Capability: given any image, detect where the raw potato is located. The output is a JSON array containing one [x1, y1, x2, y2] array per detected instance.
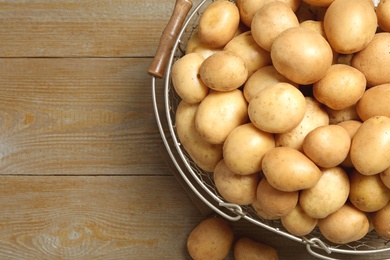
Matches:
[[372, 202, 390, 239], [350, 116, 390, 176], [349, 169, 390, 212], [299, 167, 350, 219], [302, 125, 351, 168], [252, 198, 281, 220], [234, 237, 279, 260], [200, 50, 248, 91], [376, 0, 390, 32], [198, 0, 240, 48], [248, 82, 306, 134], [338, 120, 362, 168], [380, 167, 390, 189], [195, 89, 248, 145], [318, 203, 370, 244], [356, 83, 390, 121], [214, 159, 260, 205], [187, 216, 234, 260], [325, 105, 360, 124], [171, 53, 209, 104], [323, 0, 377, 54], [261, 147, 322, 192], [271, 26, 333, 85], [175, 101, 222, 172], [186, 31, 221, 59], [223, 123, 275, 175], [281, 204, 318, 236]]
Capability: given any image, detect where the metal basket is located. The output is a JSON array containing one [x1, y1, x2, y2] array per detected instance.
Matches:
[[149, 0, 390, 258]]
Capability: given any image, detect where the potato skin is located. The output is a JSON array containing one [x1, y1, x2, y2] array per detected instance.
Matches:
[[356, 83, 390, 121], [234, 237, 279, 260], [372, 202, 390, 239]]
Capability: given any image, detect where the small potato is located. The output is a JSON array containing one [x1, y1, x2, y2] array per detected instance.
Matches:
[[234, 237, 279, 260], [248, 82, 306, 134], [187, 216, 234, 260], [223, 123, 275, 175], [195, 89, 248, 145], [356, 83, 390, 121], [175, 101, 222, 172], [302, 125, 351, 168], [376, 0, 390, 32], [262, 147, 322, 192], [318, 203, 370, 244], [350, 116, 390, 175], [252, 198, 281, 220], [214, 159, 260, 205], [299, 167, 350, 219], [300, 20, 326, 38], [372, 202, 390, 239], [380, 167, 390, 189], [171, 53, 209, 104], [338, 120, 363, 168], [256, 178, 299, 217], [185, 31, 221, 59], [198, 0, 240, 48], [224, 31, 271, 77], [281, 204, 318, 236], [349, 169, 390, 212], [200, 51, 248, 91], [325, 105, 360, 124]]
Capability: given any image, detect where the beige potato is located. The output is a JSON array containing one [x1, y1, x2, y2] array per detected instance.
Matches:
[[175, 101, 222, 172], [349, 169, 390, 212], [299, 167, 350, 219], [224, 31, 271, 77], [251, 1, 299, 51], [214, 159, 260, 205], [252, 199, 281, 220], [380, 167, 390, 189], [234, 237, 279, 260], [356, 83, 390, 121], [300, 20, 326, 38], [313, 64, 367, 110], [302, 125, 351, 168], [187, 216, 234, 260], [372, 201, 390, 239], [223, 123, 275, 175], [350, 116, 390, 175], [323, 0, 377, 54], [376, 0, 390, 32], [325, 105, 360, 124], [271, 27, 333, 85], [256, 178, 299, 217], [195, 89, 248, 145], [200, 51, 248, 91], [171, 53, 209, 104], [186, 30, 221, 59], [198, 0, 240, 48], [248, 82, 306, 134], [318, 203, 370, 244], [338, 120, 362, 168], [261, 147, 322, 192], [281, 204, 318, 236], [275, 97, 329, 151]]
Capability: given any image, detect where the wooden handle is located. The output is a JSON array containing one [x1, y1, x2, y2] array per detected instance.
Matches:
[[148, 0, 193, 78]]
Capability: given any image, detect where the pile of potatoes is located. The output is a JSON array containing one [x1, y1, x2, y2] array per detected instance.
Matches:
[[172, 0, 390, 246]]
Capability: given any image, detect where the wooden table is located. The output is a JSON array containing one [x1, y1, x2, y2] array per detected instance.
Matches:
[[0, 0, 389, 259]]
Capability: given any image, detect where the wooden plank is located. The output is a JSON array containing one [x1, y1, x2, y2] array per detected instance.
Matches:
[[0, 0, 198, 58], [0, 57, 168, 175]]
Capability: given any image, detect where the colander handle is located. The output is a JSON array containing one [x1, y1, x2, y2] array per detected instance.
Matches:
[[148, 0, 193, 78]]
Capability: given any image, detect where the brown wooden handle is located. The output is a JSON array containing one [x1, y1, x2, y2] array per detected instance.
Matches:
[[148, 0, 193, 78]]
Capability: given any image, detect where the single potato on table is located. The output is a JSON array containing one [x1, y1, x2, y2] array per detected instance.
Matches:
[[234, 237, 279, 260]]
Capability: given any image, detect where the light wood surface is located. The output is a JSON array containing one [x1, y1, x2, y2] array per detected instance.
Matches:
[[0, 0, 389, 259]]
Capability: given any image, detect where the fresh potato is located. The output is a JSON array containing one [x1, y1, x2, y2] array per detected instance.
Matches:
[[380, 167, 390, 189], [325, 105, 360, 124], [356, 83, 390, 121], [377, 0, 390, 32], [234, 237, 279, 260], [252, 198, 281, 220], [281, 204, 318, 236], [338, 120, 363, 168], [300, 20, 326, 39], [372, 201, 390, 239], [187, 216, 234, 260], [186, 30, 221, 59]]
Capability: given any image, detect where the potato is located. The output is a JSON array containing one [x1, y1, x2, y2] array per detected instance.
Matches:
[[302, 125, 351, 168], [195, 89, 248, 145], [372, 201, 390, 239], [299, 167, 350, 219], [351, 33, 390, 87], [251, 1, 299, 51], [318, 203, 370, 244], [338, 120, 363, 168], [187, 216, 233, 260], [186, 31, 221, 59], [248, 82, 306, 134], [198, 0, 240, 48], [252, 198, 281, 220], [234, 237, 279, 260], [313, 64, 367, 110], [224, 31, 271, 77], [323, 0, 377, 54], [223, 123, 275, 175], [261, 147, 322, 192], [376, 0, 390, 32], [356, 83, 390, 121], [271, 27, 333, 85], [281, 204, 318, 236], [275, 97, 329, 151], [175, 101, 222, 172], [171, 53, 209, 104], [380, 167, 390, 189], [256, 178, 299, 217], [325, 105, 360, 124], [349, 169, 390, 212], [350, 116, 390, 175], [200, 51, 248, 91], [214, 159, 260, 205], [300, 20, 326, 39]]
